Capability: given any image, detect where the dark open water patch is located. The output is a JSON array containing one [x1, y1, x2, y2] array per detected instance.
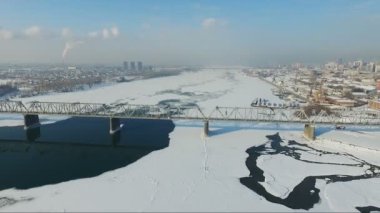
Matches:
[[356, 206, 380, 213], [0, 117, 174, 191], [156, 89, 198, 97], [240, 133, 380, 210], [158, 99, 198, 108]]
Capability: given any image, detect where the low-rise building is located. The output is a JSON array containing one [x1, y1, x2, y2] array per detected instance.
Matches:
[[369, 99, 380, 110], [352, 92, 368, 99], [326, 96, 356, 107]]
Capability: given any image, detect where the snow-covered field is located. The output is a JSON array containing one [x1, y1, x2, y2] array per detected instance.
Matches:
[[0, 69, 379, 212]]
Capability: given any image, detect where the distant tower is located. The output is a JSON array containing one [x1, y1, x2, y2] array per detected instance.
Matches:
[[137, 61, 143, 71], [123, 61, 129, 71], [130, 61, 136, 71]]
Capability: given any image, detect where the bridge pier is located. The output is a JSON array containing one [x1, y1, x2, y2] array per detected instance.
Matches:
[[304, 123, 316, 140], [204, 120, 209, 136], [26, 127, 41, 141], [111, 131, 121, 146], [109, 117, 121, 134], [23, 114, 40, 130]]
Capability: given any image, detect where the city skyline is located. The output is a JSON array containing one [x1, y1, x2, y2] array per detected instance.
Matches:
[[1, 0, 380, 65]]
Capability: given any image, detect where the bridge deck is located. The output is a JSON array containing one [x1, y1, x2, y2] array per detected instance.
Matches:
[[1, 101, 380, 125]]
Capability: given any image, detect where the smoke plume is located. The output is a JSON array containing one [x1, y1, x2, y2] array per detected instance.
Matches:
[[62, 40, 83, 61]]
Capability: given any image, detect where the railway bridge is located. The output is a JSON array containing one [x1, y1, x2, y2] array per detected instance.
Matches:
[[1, 100, 380, 140]]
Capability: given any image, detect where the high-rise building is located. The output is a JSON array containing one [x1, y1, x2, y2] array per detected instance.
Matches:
[[137, 61, 143, 71], [130, 61, 136, 71], [352, 60, 363, 70], [123, 61, 129, 71], [371, 63, 376, 72], [376, 64, 380, 73]]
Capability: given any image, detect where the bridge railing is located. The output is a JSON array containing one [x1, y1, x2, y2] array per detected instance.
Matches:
[[209, 106, 308, 123], [0, 101, 208, 120], [27, 101, 109, 116], [0, 100, 380, 125], [0, 101, 28, 113], [208, 106, 380, 125]]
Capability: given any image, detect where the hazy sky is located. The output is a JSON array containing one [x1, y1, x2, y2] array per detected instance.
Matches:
[[0, 0, 379, 66]]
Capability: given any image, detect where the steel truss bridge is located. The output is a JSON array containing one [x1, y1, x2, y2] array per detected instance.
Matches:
[[1, 100, 380, 125]]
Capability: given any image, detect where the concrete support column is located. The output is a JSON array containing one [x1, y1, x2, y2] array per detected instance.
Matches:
[[111, 131, 121, 146], [109, 117, 121, 134], [204, 120, 209, 136], [23, 114, 40, 130], [304, 123, 316, 140], [26, 127, 41, 141]]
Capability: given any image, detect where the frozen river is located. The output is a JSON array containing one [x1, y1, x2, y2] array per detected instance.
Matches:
[[0, 68, 379, 212]]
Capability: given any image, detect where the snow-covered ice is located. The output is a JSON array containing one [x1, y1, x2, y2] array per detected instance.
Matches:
[[0, 69, 379, 212]]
